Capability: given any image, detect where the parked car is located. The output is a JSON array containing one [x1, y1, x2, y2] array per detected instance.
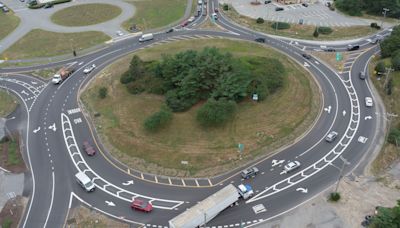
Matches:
[[347, 45, 360, 51], [365, 97, 373, 107], [275, 7, 284, 11], [241, 167, 259, 179], [302, 53, 312, 59], [131, 199, 153, 212], [284, 161, 301, 172], [44, 3, 53, 8], [254, 37, 265, 43], [302, 3, 308, 7], [82, 141, 96, 156], [323, 47, 336, 52], [359, 71, 366, 80], [83, 64, 96, 74], [325, 131, 338, 142], [265, 0, 272, 3]]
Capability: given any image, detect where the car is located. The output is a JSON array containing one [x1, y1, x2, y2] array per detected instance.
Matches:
[[241, 167, 259, 179], [325, 131, 338, 142], [2, 6, 9, 12], [359, 71, 366, 80], [302, 53, 312, 59], [0, 2, 4, 8], [365, 97, 373, 107], [284, 161, 300, 172], [188, 16, 195, 23], [214, 8, 219, 12], [198, 0, 203, 4], [299, 18, 304, 25], [302, 3, 308, 7], [83, 64, 96, 74], [370, 36, 382, 44], [264, 0, 272, 3], [82, 141, 96, 156], [347, 45, 360, 51], [275, 7, 284, 11], [166, 28, 174, 33], [254, 38, 265, 43], [322, 47, 336, 52], [131, 199, 153, 212], [116, 30, 124, 36], [212, 13, 218, 20], [181, 20, 189, 27], [44, 3, 53, 8]]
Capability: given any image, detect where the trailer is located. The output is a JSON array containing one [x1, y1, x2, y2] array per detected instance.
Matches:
[[52, 65, 75, 84], [169, 184, 244, 228]]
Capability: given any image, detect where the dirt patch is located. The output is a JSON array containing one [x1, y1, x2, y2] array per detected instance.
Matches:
[[0, 196, 27, 228], [66, 206, 129, 228], [0, 134, 27, 173]]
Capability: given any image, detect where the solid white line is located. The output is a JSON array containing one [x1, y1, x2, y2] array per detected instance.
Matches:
[[43, 171, 55, 228]]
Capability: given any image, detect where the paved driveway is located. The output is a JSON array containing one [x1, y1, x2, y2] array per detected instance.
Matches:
[[0, 0, 135, 54], [222, 0, 375, 27]]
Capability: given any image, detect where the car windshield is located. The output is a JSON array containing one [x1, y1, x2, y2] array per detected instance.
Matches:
[[84, 182, 93, 188]]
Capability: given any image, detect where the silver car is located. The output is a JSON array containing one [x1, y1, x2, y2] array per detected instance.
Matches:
[[325, 131, 338, 142], [284, 161, 300, 172]]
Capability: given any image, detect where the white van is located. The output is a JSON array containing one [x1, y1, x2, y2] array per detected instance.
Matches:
[[139, 33, 154, 42], [75, 172, 95, 192]]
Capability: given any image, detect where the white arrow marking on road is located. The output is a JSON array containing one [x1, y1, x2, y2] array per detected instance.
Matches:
[[324, 106, 331, 114], [8, 116, 16, 120], [122, 180, 134, 186], [21, 90, 29, 96], [48, 123, 56, 132], [78, 62, 84, 66], [280, 170, 287, 175], [314, 61, 319, 65], [343, 110, 346, 116], [33, 127, 41, 133], [302, 46, 306, 51], [296, 187, 308, 193], [365, 116, 372, 120], [105, 201, 116, 207], [304, 62, 310, 67], [272, 159, 285, 167], [31, 81, 37, 85], [295, 41, 299, 45]]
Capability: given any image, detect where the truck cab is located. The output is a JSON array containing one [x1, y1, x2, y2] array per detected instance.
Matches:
[[52, 74, 62, 84], [237, 184, 254, 199]]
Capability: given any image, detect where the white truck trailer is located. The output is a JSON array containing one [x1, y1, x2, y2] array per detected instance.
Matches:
[[169, 184, 253, 228]]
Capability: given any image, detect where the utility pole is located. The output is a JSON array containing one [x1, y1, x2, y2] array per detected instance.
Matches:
[[334, 155, 350, 193], [381, 8, 390, 28]]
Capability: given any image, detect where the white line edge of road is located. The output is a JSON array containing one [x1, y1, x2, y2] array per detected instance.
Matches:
[[43, 171, 55, 228], [68, 192, 145, 227], [0, 82, 34, 228]]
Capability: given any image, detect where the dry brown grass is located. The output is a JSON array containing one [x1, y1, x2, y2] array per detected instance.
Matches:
[[0, 91, 17, 117], [66, 206, 129, 228], [81, 39, 320, 177]]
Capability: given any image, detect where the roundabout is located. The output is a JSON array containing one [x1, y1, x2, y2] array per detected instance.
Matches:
[[0, 0, 393, 227]]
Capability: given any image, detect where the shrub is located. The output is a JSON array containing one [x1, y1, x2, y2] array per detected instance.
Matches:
[[313, 27, 319, 37], [120, 71, 133, 84], [223, 4, 229, 10], [391, 52, 400, 71], [271, 22, 290, 30], [375, 61, 386, 74], [126, 82, 145, 94], [256, 17, 264, 24], [196, 99, 236, 127], [318, 26, 333, 35], [329, 192, 341, 202], [388, 128, 400, 145], [386, 78, 393, 95], [98, 87, 107, 99], [371, 22, 379, 28], [2, 218, 12, 228], [143, 107, 172, 132]]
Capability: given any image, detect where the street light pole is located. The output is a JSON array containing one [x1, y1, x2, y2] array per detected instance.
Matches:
[[334, 156, 350, 193], [381, 8, 390, 28]]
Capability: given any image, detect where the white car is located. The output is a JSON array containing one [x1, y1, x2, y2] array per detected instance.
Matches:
[[284, 161, 301, 172], [83, 64, 96, 74], [116, 30, 124, 36], [365, 97, 373, 107], [325, 131, 338, 142]]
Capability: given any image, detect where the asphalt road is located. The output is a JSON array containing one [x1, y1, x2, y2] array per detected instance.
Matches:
[[0, 1, 390, 227]]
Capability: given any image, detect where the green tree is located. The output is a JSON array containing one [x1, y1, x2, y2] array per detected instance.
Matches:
[[370, 200, 400, 227], [120, 55, 145, 84], [375, 61, 386, 74], [143, 106, 173, 132], [196, 99, 237, 127], [313, 27, 319, 37], [256, 17, 264, 24], [380, 26, 400, 57], [388, 128, 400, 145], [98, 87, 107, 99], [335, 0, 364, 16]]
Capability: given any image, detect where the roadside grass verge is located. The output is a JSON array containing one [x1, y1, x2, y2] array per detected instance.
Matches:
[[81, 39, 320, 176], [0, 13, 20, 42], [51, 3, 122, 26], [122, 0, 187, 31], [0, 91, 17, 117], [1, 29, 110, 60], [370, 58, 400, 175], [223, 6, 376, 40]]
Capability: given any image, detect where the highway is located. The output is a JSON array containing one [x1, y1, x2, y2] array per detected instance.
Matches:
[[0, 0, 389, 227]]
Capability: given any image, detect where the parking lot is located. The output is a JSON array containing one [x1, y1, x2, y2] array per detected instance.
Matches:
[[222, 0, 375, 27]]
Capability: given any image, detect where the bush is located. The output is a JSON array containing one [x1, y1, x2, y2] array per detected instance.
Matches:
[[313, 27, 319, 37], [223, 4, 229, 10], [256, 17, 264, 24], [196, 99, 236, 127], [318, 26, 333, 35], [98, 87, 107, 99], [2, 218, 12, 228], [388, 128, 400, 145], [143, 107, 173, 132], [126, 82, 145, 95], [329, 192, 341, 202], [375, 61, 386, 74], [120, 71, 133, 84], [335, 0, 362, 16], [370, 22, 381, 29], [392, 52, 400, 71], [271, 22, 290, 30]]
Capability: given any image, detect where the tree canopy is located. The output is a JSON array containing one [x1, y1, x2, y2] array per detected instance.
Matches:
[[335, 0, 400, 17]]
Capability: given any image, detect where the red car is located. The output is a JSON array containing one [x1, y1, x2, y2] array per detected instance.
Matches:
[[181, 21, 189, 27], [131, 199, 153, 212], [82, 141, 96, 156]]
